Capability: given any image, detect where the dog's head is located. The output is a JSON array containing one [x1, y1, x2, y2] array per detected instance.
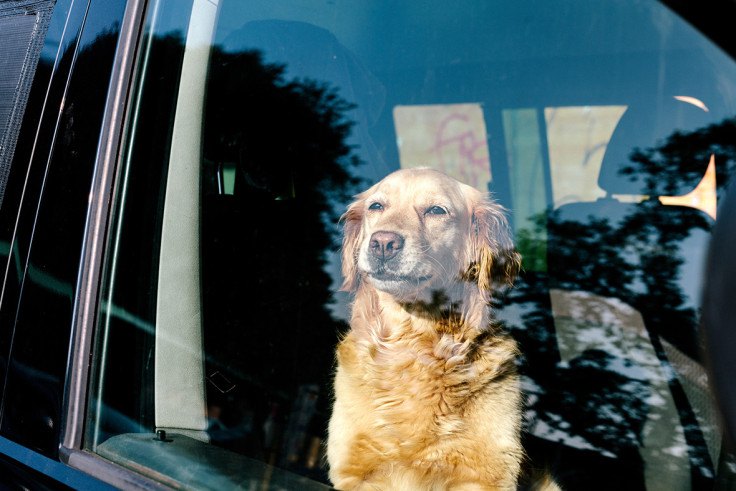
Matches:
[[340, 168, 520, 303]]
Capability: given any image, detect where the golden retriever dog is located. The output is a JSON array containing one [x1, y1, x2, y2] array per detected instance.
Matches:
[[327, 168, 538, 490]]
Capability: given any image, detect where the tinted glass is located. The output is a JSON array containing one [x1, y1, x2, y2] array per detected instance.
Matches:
[[0, 0, 128, 456], [87, 1, 736, 489], [0, 0, 55, 405]]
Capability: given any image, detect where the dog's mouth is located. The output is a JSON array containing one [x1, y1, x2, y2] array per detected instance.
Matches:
[[368, 269, 433, 285]]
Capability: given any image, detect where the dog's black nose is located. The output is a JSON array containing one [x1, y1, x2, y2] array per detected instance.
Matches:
[[369, 231, 404, 261]]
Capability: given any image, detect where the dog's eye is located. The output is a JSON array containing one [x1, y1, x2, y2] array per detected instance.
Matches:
[[368, 202, 384, 211], [426, 206, 447, 215]]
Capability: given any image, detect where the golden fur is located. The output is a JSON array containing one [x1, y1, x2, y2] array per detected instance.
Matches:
[[327, 168, 528, 490]]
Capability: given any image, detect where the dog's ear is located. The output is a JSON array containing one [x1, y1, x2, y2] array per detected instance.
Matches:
[[466, 198, 521, 303], [339, 198, 364, 292]]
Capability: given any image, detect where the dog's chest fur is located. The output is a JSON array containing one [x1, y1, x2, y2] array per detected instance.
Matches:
[[338, 299, 519, 447]]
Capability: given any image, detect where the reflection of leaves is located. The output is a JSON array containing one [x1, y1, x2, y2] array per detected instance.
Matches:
[[201, 47, 360, 477], [506, 273, 559, 367], [402, 290, 457, 320], [202, 46, 361, 388], [505, 118, 736, 487], [621, 117, 736, 198], [515, 212, 547, 273], [536, 350, 649, 455], [205, 48, 361, 220], [549, 212, 637, 299], [547, 197, 710, 358]]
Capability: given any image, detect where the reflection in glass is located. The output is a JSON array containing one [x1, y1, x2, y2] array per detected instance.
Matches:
[[200, 45, 362, 476], [85, 1, 736, 489], [506, 110, 736, 490]]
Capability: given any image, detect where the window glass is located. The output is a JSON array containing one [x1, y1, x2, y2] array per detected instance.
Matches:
[[0, 0, 128, 456], [87, 1, 736, 489], [0, 0, 56, 442], [0, 0, 55, 367]]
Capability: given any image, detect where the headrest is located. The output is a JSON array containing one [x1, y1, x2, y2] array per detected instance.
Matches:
[[597, 97, 713, 197]]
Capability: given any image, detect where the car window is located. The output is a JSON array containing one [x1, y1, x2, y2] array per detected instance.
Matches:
[[0, 1, 54, 303], [0, 0, 129, 457], [85, 0, 736, 489], [0, 0, 55, 431]]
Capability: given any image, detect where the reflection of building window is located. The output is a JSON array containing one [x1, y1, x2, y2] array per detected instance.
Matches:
[[545, 105, 628, 208], [393, 103, 492, 192]]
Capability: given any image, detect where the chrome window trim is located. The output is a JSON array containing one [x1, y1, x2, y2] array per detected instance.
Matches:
[[61, 0, 148, 453]]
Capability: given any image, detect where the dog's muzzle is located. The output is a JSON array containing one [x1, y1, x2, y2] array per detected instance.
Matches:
[[369, 231, 404, 262]]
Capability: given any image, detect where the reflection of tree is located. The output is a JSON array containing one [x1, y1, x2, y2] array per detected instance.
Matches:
[[204, 48, 361, 208], [506, 117, 736, 490], [1, 28, 125, 455], [200, 47, 361, 479], [548, 199, 708, 357], [537, 350, 650, 452], [623, 117, 736, 199]]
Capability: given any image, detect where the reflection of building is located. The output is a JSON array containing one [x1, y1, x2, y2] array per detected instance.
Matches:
[[545, 106, 627, 207], [394, 103, 492, 192]]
